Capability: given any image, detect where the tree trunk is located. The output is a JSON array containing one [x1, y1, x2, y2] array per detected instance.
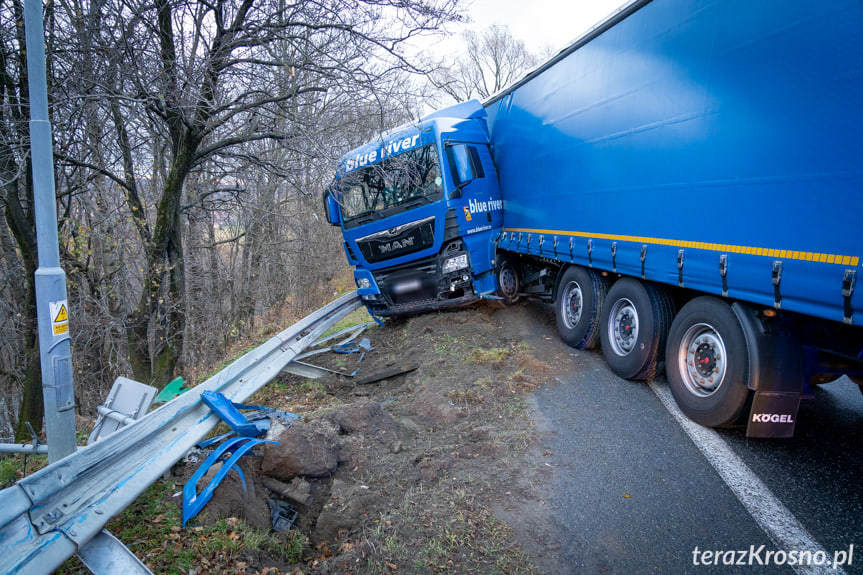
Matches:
[[127, 138, 194, 388], [3, 163, 43, 440], [15, 258, 42, 441]]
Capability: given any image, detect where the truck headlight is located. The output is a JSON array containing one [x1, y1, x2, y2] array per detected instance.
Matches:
[[442, 254, 469, 274], [357, 277, 371, 289]]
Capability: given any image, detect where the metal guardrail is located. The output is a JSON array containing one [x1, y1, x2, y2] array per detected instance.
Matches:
[[0, 292, 362, 574]]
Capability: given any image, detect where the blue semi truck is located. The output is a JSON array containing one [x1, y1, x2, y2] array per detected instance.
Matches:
[[324, 0, 863, 437]]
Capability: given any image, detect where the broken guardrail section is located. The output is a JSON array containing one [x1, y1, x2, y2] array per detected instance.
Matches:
[[0, 291, 362, 575]]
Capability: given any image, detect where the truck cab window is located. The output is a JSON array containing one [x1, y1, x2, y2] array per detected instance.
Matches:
[[338, 143, 443, 228], [446, 144, 485, 188]]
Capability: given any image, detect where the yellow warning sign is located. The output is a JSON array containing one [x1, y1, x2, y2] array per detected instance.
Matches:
[[49, 300, 69, 337], [54, 304, 68, 323]]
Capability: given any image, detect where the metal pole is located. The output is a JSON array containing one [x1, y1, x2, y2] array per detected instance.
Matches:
[[0, 443, 50, 455], [24, 0, 77, 462]]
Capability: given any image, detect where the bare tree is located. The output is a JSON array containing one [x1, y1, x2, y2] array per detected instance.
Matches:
[[0, 0, 50, 440], [51, 0, 463, 388], [429, 24, 540, 103], [1, 0, 466, 439]]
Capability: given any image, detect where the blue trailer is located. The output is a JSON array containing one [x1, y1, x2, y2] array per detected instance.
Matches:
[[326, 0, 863, 437]]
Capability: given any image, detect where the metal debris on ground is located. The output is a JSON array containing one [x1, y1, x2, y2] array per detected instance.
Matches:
[[267, 498, 299, 531], [354, 363, 419, 386], [88, 377, 157, 444], [285, 324, 377, 379]]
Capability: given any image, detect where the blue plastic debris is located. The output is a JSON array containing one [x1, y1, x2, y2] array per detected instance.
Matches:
[[182, 435, 278, 526], [200, 391, 296, 437], [196, 431, 235, 449], [183, 392, 297, 526], [332, 341, 361, 354], [232, 402, 299, 426], [201, 391, 268, 437]]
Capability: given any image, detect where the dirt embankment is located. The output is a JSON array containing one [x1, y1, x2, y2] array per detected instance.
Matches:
[[172, 300, 575, 574]]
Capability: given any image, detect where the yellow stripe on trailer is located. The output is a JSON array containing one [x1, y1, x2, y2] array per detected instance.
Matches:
[[503, 228, 859, 267]]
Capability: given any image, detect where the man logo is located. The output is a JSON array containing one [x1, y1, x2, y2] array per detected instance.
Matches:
[[379, 237, 415, 254]]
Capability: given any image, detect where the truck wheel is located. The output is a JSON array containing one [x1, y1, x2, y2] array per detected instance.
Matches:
[[600, 278, 674, 380], [496, 255, 520, 305], [665, 296, 752, 427], [555, 266, 609, 349]]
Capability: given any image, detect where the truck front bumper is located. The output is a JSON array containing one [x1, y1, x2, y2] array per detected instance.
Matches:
[[358, 248, 477, 316]]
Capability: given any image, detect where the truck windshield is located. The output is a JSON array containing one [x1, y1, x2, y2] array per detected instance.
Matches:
[[339, 143, 443, 228]]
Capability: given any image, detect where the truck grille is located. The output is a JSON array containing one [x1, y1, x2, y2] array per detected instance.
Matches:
[[356, 217, 435, 263]]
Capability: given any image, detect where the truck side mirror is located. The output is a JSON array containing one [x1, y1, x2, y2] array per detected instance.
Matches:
[[446, 144, 485, 192], [322, 190, 341, 226]]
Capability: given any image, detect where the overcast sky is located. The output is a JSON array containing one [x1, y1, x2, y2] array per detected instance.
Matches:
[[446, 0, 631, 55]]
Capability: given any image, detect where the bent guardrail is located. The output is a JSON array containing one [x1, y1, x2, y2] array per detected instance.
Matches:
[[0, 291, 362, 574]]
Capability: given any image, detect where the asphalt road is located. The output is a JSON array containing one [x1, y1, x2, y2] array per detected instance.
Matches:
[[529, 338, 863, 574]]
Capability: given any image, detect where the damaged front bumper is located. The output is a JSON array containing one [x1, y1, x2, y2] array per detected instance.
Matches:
[[356, 242, 478, 316]]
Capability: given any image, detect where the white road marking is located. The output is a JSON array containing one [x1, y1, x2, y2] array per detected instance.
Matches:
[[649, 381, 847, 575]]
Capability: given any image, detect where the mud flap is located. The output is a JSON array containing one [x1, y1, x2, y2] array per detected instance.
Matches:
[[745, 391, 802, 438], [732, 303, 805, 438]]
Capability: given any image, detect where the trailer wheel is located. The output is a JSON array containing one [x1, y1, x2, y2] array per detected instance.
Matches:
[[555, 266, 609, 349], [665, 297, 752, 427], [600, 278, 674, 380], [495, 255, 520, 305]]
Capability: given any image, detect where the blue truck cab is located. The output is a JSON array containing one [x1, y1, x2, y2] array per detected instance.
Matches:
[[324, 101, 502, 316]]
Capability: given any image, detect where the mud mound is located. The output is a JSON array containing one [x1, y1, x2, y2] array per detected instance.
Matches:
[[173, 301, 572, 573]]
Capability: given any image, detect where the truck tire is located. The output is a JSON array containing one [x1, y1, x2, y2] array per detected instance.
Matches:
[[665, 296, 752, 427], [496, 255, 520, 305], [600, 278, 674, 380], [555, 266, 609, 349]]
